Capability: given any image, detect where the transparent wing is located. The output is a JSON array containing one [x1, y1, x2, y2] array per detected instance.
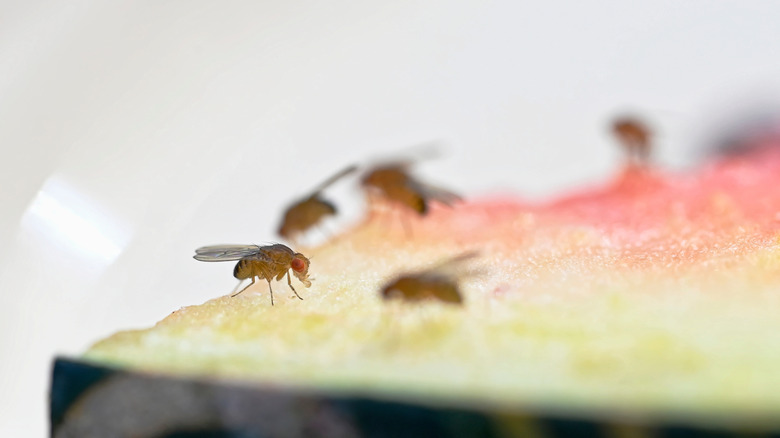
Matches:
[[421, 251, 482, 279], [310, 164, 358, 194], [193, 244, 262, 262], [409, 180, 462, 206]]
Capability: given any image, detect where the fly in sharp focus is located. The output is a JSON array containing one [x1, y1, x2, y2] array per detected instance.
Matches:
[[194, 243, 311, 306], [277, 165, 357, 243]]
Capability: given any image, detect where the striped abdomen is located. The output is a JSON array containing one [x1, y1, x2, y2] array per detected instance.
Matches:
[[233, 258, 260, 281]]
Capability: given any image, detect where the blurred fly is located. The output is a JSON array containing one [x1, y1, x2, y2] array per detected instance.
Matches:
[[194, 243, 311, 306], [361, 160, 461, 216], [278, 165, 358, 242], [380, 252, 479, 304], [612, 116, 652, 166]]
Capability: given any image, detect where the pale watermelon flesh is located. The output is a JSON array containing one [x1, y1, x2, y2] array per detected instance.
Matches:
[[86, 140, 780, 428]]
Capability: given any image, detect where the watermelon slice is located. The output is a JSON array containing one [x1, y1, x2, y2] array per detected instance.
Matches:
[[59, 139, 780, 435]]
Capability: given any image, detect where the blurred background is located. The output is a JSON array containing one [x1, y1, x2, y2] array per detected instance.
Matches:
[[2, 1, 780, 435]]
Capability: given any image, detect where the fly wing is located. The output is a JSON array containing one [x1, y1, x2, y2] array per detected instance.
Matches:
[[409, 180, 462, 206], [422, 251, 481, 279], [193, 244, 262, 262], [310, 164, 358, 194]]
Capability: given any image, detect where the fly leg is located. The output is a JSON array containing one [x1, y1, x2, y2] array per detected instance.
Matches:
[[232, 277, 255, 297], [287, 272, 304, 300], [230, 279, 244, 295], [267, 280, 274, 306], [366, 191, 379, 220], [637, 141, 651, 166], [367, 191, 389, 222], [399, 208, 413, 238]]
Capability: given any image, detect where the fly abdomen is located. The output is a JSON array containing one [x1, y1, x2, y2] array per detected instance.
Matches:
[[233, 258, 255, 280]]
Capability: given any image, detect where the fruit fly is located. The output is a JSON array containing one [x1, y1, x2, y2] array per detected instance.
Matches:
[[612, 117, 652, 166], [380, 252, 479, 304], [361, 160, 461, 216], [278, 165, 358, 241], [193, 243, 311, 306]]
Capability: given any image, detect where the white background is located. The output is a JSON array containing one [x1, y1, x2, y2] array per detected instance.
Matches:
[[2, 1, 780, 435]]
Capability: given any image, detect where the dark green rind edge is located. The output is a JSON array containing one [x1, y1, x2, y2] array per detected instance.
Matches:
[[51, 357, 779, 438]]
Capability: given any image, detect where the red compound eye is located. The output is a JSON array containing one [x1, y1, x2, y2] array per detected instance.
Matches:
[[291, 258, 306, 273]]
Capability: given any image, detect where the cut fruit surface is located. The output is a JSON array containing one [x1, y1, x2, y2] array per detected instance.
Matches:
[[85, 143, 780, 428]]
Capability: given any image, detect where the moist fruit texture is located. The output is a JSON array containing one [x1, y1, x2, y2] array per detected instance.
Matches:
[[85, 143, 780, 428]]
